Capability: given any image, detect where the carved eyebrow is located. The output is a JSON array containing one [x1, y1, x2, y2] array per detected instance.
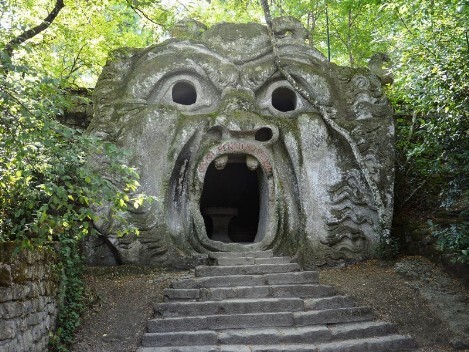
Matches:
[[147, 43, 241, 91], [238, 52, 312, 91], [241, 54, 329, 93], [238, 56, 278, 91], [139, 42, 318, 93]]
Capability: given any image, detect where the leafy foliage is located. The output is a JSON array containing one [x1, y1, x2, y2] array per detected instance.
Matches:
[[0, 62, 147, 349], [0, 72, 144, 245], [431, 222, 469, 264], [1, 0, 167, 87], [1, 2, 151, 348], [385, 0, 468, 262], [48, 241, 85, 351]]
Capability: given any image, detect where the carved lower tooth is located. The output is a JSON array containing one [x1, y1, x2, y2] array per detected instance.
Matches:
[[246, 155, 259, 170], [214, 155, 228, 170]]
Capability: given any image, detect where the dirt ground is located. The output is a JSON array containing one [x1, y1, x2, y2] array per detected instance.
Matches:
[[320, 257, 468, 352], [70, 256, 468, 352]]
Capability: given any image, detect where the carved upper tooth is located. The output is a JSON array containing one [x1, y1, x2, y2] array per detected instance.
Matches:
[[214, 155, 228, 170], [246, 155, 259, 171]]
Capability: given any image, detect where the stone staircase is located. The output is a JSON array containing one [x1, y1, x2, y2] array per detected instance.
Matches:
[[137, 251, 417, 352]]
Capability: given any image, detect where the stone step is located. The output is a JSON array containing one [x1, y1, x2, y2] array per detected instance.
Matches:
[[304, 296, 355, 310], [208, 251, 274, 259], [315, 334, 418, 352], [142, 326, 331, 347], [141, 322, 399, 348], [140, 253, 417, 352], [147, 312, 296, 333], [155, 297, 305, 318], [295, 307, 374, 326], [329, 321, 398, 340], [137, 346, 251, 352], [195, 263, 301, 277], [148, 306, 375, 333], [141, 330, 217, 347], [215, 256, 292, 266], [172, 271, 319, 289], [203, 284, 337, 301], [164, 284, 337, 302], [137, 334, 416, 351], [163, 288, 200, 301], [218, 325, 331, 344]]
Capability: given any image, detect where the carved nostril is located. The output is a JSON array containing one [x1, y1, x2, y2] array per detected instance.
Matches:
[[255, 127, 273, 142], [207, 126, 224, 141]]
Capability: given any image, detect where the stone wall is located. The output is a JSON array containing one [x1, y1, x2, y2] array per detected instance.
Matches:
[[0, 243, 59, 352]]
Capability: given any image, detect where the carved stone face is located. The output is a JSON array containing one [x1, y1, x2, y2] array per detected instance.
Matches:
[[86, 18, 395, 266]]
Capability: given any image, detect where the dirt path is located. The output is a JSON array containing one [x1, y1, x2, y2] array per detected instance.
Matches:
[[71, 256, 468, 352], [70, 266, 192, 352], [320, 257, 468, 352]]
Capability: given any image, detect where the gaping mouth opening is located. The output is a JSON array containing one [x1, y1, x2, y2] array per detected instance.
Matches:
[[200, 154, 263, 244]]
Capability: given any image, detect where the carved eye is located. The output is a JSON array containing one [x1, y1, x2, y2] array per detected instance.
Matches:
[[271, 86, 297, 112], [257, 80, 305, 116], [148, 74, 219, 114], [172, 81, 197, 105]]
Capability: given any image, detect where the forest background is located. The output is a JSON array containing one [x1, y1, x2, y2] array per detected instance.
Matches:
[[0, 0, 467, 350]]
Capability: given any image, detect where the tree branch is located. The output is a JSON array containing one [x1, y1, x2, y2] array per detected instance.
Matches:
[[400, 179, 427, 208], [3, 0, 65, 59], [465, 30, 469, 52], [129, 5, 167, 29], [395, 9, 439, 61], [61, 44, 86, 80], [328, 17, 349, 51], [175, 0, 190, 12], [325, 1, 331, 61]]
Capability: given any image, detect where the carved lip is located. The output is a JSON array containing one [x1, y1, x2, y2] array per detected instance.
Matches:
[[197, 140, 273, 182]]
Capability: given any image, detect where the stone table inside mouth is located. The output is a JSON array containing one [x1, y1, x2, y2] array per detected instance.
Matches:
[[202, 207, 238, 243]]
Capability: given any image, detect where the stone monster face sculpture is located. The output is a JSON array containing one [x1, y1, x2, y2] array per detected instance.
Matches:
[[86, 18, 395, 266]]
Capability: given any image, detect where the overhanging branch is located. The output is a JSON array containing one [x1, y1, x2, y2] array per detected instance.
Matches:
[[3, 0, 65, 60]]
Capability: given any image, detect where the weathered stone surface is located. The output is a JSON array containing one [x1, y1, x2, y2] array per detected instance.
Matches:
[[195, 263, 300, 277], [218, 326, 331, 344], [329, 321, 397, 340], [155, 297, 304, 318], [87, 17, 395, 265], [304, 296, 355, 310], [215, 256, 291, 266], [163, 288, 200, 301], [138, 346, 250, 352], [294, 307, 374, 326], [315, 335, 417, 352], [197, 284, 337, 301], [147, 312, 296, 333], [0, 244, 59, 352], [142, 330, 218, 347], [171, 271, 319, 289]]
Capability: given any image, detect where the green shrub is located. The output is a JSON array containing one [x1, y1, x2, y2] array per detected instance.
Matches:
[[0, 64, 147, 350], [430, 221, 469, 264]]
